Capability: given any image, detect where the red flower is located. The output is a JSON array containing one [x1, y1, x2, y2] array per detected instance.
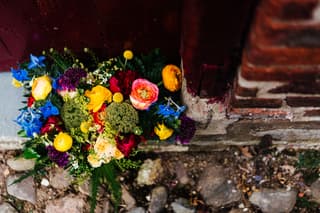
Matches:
[[109, 70, 139, 97], [27, 96, 35, 107], [82, 143, 91, 152], [40, 116, 63, 134], [109, 77, 121, 93], [92, 104, 107, 132], [116, 134, 141, 157]]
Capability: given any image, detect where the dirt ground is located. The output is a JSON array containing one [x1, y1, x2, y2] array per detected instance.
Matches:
[[1, 141, 319, 212]]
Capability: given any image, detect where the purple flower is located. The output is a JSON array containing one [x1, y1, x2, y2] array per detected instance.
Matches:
[[57, 68, 87, 91], [46, 145, 69, 167], [176, 115, 196, 144], [39, 100, 59, 119]]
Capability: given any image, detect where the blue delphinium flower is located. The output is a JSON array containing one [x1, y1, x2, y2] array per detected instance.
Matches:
[[39, 100, 59, 119], [11, 68, 30, 81], [156, 103, 186, 119], [28, 54, 46, 69], [157, 104, 176, 118], [16, 108, 43, 137]]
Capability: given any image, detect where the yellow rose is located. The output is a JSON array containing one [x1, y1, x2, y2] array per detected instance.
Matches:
[[87, 153, 102, 168], [31, 75, 52, 100], [154, 123, 174, 140], [85, 85, 112, 112], [162, 64, 182, 92], [53, 132, 73, 152]]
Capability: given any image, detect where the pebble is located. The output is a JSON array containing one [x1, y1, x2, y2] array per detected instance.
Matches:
[[6, 174, 36, 204], [45, 194, 85, 213], [0, 202, 17, 213], [41, 178, 50, 187], [122, 186, 136, 210], [128, 207, 146, 213], [136, 159, 163, 186], [197, 165, 241, 208], [170, 198, 195, 213], [49, 167, 73, 190], [311, 179, 320, 203], [148, 186, 168, 213], [249, 188, 297, 213], [7, 157, 35, 171]]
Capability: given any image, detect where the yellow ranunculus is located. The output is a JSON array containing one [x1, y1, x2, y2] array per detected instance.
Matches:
[[113, 92, 124, 103], [53, 132, 73, 152], [87, 153, 102, 168], [80, 121, 91, 133], [123, 50, 133, 60], [31, 75, 52, 100], [162, 64, 182, 92], [12, 78, 23, 88], [154, 123, 174, 140], [85, 85, 112, 112]]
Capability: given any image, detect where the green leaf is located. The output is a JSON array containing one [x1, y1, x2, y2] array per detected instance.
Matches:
[[90, 169, 99, 213], [17, 130, 27, 137], [101, 162, 121, 213], [23, 148, 40, 159]]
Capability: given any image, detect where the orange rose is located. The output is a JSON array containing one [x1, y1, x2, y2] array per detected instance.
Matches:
[[129, 79, 159, 110]]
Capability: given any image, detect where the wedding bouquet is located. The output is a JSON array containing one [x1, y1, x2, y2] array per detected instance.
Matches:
[[11, 48, 195, 212]]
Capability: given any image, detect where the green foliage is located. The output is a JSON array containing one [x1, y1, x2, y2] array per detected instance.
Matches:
[[23, 148, 40, 159], [139, 49, 166, 83], [297, 150, 320, 185], [115, 158, 142, 172], [295, 197, 319, 211], [91, 161, 121, 213], [297, 150, 320, 169]]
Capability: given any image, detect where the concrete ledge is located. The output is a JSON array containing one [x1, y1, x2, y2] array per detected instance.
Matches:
[[0, 72, 25, 150]]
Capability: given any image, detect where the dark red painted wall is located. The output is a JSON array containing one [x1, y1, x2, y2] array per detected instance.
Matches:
[[181, 0, 257, 97], [0, 0, 257, 98], [0, 0, 182, 70]]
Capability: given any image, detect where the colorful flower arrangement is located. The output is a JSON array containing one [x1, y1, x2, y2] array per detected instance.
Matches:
[[12, 48, 195, 212]]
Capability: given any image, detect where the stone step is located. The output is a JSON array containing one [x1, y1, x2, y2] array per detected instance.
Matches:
[[0, 72, 25, 150], [241, 53, 320, 81]]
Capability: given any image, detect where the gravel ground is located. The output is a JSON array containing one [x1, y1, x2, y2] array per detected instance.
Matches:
[[1, 140, 320, 212]]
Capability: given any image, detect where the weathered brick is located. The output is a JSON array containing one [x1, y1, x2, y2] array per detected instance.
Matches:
[[264, 0, 318, 20], [234, 81, 258, 97], [269, 81, 320, 94], [231, 95, 283, 108], [304, 109, 320, 116], [228, 108, 291, 119], [241, 53, 320, 81], [246, 41, 320, 65], [286, 96, 320, 107], [251, 12, 320, 47]]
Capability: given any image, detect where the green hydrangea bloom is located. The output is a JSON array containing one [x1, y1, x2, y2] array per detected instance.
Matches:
[[105, 102, 139, 133], [61, 96, 89, 131]]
